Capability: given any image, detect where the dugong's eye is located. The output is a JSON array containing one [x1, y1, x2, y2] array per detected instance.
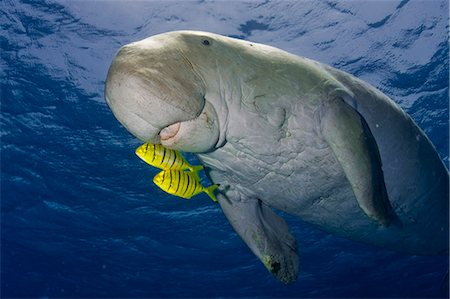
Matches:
[[202, 39, 211, 46]]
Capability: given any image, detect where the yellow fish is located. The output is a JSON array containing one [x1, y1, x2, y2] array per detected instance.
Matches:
[[136, 143, 203, 172], [153, 170, 219, 202]]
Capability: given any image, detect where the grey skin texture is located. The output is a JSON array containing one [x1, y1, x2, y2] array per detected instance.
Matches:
[[105, 31, 449, 284]]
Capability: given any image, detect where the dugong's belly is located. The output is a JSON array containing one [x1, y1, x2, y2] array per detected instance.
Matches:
[[204, 136, 353, 213], [199, 125, 363, 237]]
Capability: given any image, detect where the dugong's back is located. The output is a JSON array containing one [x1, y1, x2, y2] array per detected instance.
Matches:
[[322, 65, 449, 255]]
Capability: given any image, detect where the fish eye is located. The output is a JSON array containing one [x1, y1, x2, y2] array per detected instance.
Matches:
[[202, 39, 211, 46]]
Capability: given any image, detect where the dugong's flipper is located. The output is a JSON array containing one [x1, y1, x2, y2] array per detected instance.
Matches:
[[217, 193, 299, 284], [320, 98, 393, 226]]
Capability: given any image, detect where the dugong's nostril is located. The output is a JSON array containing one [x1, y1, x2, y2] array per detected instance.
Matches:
[[159, 122, 180, 141]]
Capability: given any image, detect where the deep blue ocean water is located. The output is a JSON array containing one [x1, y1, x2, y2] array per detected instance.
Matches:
[[1, 0, 449, 298]]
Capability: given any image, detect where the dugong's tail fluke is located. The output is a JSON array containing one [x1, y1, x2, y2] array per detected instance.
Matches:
[[320, 98, 393, 226]]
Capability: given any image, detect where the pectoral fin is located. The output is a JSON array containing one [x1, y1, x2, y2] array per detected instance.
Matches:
[[217, 193, 298, 284], [320, 98, 393, 226]]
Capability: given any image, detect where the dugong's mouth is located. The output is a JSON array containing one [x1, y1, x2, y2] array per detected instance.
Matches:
[[159, 122, 180, 141], [157, 101, 220, 153]]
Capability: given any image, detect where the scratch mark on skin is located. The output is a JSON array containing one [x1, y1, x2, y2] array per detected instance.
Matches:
[[182, 55, 194, 70], [178, 48, 207, 89]]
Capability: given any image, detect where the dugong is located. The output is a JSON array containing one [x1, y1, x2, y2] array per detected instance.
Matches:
[[105, 31, 449, 283]]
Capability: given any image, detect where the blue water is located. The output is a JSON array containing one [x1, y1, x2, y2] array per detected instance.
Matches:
[[1, 0, 449, 298]]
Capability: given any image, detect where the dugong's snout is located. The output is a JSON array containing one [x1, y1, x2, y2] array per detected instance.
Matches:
[[105, 38, 220, 152]]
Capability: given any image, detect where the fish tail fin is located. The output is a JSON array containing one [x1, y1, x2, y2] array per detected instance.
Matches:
[[204, 184, 220, 203], [189, 165, 204, 172]]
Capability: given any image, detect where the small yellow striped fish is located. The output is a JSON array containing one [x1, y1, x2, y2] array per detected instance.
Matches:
[[153, 170, 219, 202], [136, 143, 203, 172]]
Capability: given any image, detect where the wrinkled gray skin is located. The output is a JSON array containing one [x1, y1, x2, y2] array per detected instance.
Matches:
[[105, 31, 449, 284]]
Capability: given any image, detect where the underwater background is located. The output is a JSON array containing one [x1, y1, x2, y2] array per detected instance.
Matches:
[[1, 0, 449, 298]]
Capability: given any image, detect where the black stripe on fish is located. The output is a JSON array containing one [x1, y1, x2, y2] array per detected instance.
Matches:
[[168, 150, 174, 168], [176, 153, 182, 169], [175, 171, 180, 193], [184, 174, 190, 196], [190, 179, 196, 195], [163, 149, 170, 168], [180, 171, 185, 193], [152, 144, 156, 162], [162, 147, 166, 165], [170, 151, 176, 168]]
